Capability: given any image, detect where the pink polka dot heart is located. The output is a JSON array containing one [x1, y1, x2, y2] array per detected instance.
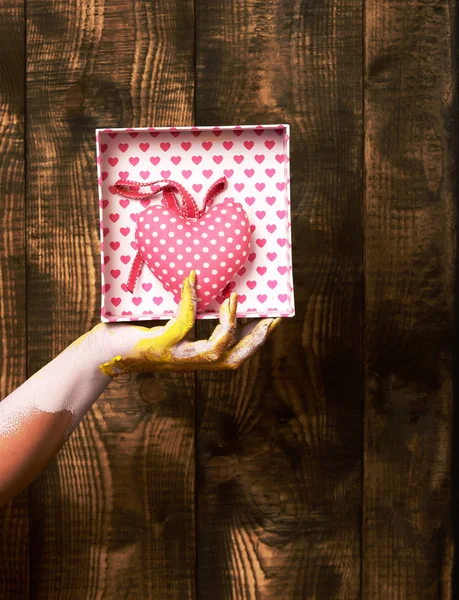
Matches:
[[135, 201, 250, 311]]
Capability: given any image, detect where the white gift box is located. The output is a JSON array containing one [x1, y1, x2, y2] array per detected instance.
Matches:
[[96, 124, 294, 321]]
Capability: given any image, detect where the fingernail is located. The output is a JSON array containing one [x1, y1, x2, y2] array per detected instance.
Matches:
[[189, 270, 196, 285]]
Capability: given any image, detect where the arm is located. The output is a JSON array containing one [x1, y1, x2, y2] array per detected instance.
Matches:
[[0, 271, 279, 507]]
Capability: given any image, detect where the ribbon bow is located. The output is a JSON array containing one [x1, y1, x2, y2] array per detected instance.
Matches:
[[113, 176, 227, 219]]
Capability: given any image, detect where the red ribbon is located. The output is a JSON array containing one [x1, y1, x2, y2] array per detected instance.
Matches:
[[113, 176, 227, 219], [112, 176, 228, 293]]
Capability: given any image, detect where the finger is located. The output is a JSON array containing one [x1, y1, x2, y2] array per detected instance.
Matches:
[[170, 294, 236, 363], [218, 317, 279, 368], [206, 291, 238, 351], [161, 271, 197, 345]]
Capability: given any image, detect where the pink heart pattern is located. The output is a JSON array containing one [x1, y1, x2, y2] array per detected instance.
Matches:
[[135, 202, 250, 311], [96, 124, 293, 321]]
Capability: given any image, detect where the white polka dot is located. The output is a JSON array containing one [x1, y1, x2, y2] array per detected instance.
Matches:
[[145, 223, 150, 229], [177, 254, 183, 260], [193, 227, 198, 232], [158, 274, 163, 280], [242, 250, 247, 256], [168, 247, 175, 253], [220, 261, 227, 267], [220, 276, 225, 281], [221, 209, 227, 214], [139, 216, 144, 222], [241, 220, 245, 226], [220, 246, 226, 252], [210, 239, 217, 245], [215, 217, 222, 223], [212, 284, 218, 289], [168, 231, 175, 238], [153, 247, 158, 252], [141, 246, 145, 252], [153, 216, 159, 222], [171, 276, 177, 282], [218, 231, 224, 237], [211, 254, 217, 260], [235, 229, 241, 234], [202, 247, 209, 253], [178, 269, 184, 275], [171, 217, 177, 223], [203, 262, 209, 268], [185, 232, 191, 237], [196, 284, 202, 290], [227, 237, 233, 243], [242, 236, 247, 241], [145, 239, 150, 244], [228, 267, 233, 272], [147, 253, 152, 259], [204, 291, 210, 296], [236, 244, 241, 250], [209, 225, 215, 230], [235, 259, 240, 265], [194, 254, 200, 260], [202, 232, 208, 238], [163, 210, 169, 215], [195, 269, 201, 275], [162, 268, 168, 274], [177, 239, 183, 245], [161, 254, 166, 260], [205, 214, 211, 219], [186, 262, 192, 268], [228, 252, 234, 258], [160, 239, 166, 245], [154, 261, 160, 267], [178, 224, 183, 230], [236, 207, 241, 212], [212, 269, 217, 275], [186, 246, 192, 252], [231, 214, 237, 220], [193, 239, 200, 245], [139, 231, 144, 237], [170, 262, 175, 268], [225, 222, 231, 228]]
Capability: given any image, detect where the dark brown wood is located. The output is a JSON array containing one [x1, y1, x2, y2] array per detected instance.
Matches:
[[26, 1, 196, 597], [195, 1, 364, 598], [0, 1, 29, 597], [363, 1, 455, 598]]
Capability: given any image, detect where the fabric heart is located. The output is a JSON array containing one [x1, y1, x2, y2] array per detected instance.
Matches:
[[113, 176, 251, 311]]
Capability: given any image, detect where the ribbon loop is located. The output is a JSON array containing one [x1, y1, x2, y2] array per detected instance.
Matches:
[[113, 176, 227, 219]]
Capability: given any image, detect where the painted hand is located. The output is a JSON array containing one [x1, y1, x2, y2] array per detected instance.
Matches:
[[95, 270, 281, 376]]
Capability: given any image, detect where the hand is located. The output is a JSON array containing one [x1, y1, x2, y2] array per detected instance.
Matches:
[[94, 270, 281, 376]]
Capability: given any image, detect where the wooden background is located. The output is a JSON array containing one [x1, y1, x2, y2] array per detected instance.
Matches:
[[0, 0, 456, 598]]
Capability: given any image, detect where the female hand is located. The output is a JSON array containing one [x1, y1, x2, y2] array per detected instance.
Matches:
[[94, 270, 281, 376]]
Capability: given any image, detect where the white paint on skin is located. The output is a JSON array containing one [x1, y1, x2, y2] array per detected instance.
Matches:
[[0, 325, 113, 438]]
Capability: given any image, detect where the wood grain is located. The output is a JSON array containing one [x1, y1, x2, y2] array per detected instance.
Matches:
[[26, 0, 196, 597], [363, 0, 455, 597], [195, 0, 364, 597], [0, 0, 28, 597]]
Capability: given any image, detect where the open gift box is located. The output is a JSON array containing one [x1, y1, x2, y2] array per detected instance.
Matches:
[[96, 124, 294, 321]]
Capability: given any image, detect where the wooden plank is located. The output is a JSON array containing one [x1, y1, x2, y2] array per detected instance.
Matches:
[[195, 1, 364, 597], [363, 1, 455, 597], [26, 1, 196, 597], [0, 0, 29, 597]]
